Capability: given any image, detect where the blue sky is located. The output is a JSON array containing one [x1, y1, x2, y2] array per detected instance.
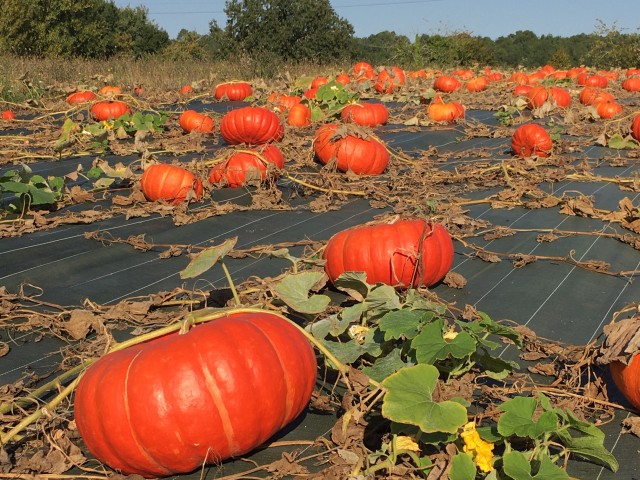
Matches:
[[113, 0, 639, 40]]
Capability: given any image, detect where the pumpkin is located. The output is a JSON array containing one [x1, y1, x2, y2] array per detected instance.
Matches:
[[427, 95, 465, 123], [453, 69, 474, 80], [179, 110, 215, 134], [66, 90, 97, 105], [579, 87, 614, 106], [512, 84, 532, 96], [209, 144, 285, 188], [433, 75, 461, 93], [353, 62, 375, 79], [220, 106, 284, 145], [511, 123, 552, 158], [99, 85, 123, 97], [335, 73, 351, 86], [595, 101, 623, 119], [266, 93, 301, 113], [287, 103, 312, 127], [214, 81, 252, 101], [582, 74, 608, 88], [303, 87, 318, 99], [140, 164, 203, 204], [631, 113, 640, 142], [311, 76, 329, 89], [548, 86, 571, 108], [74, 311, 317, 478], [526, 86, 549, 108], [340, 102, 389, 127], [313, 123, 389, 175], [323, 218, 454, 289], [465, 76, 489, 92], [508, 72, 529, 85], [374, 66, 405, 94], [610, 356, 640, 410], [622, 77, 640, 92], [626, 68, 640, 77], [2, 110, 15, 120], [180, 84, 194, 95], [90, 100, 131, 121]]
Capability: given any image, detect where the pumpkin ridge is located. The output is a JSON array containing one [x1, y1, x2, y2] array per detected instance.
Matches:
[[124, 350, 172, 476]]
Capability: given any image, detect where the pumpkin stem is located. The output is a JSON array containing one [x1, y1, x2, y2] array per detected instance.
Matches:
[[220, 260, 241, 306]]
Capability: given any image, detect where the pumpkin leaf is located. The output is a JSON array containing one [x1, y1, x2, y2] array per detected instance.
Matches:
[[273, 270, 330, 314], [361, 349, 409, 383], [179, 237, 237, 279], [378, 309, 425, 341], [381, 364, 468, 434], [332, 271, 370, 301], [412, 319, 477, 364], [449, 452, 477, 480]]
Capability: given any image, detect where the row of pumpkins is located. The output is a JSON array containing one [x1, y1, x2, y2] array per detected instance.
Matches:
[[68, 65, 640, 478]]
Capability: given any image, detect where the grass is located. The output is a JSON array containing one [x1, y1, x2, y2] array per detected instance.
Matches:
[[0, 54, 352, 103]]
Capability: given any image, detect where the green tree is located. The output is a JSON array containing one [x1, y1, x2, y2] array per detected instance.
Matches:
[[162, 30, 209, 61], [584, 21, 640, 68], [224, 0, 354, 62], [0, 0, 168, 58], [352, 31, 410, 67]]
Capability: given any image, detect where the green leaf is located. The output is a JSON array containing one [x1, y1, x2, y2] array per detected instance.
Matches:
[[474, 350, 518, 380], [179, 237, 237, 279], [361, 349, 409, 382], [274, 270, 331, 314], [319, 330, 382, 364], [364, 283, 402, 312], [412, 319, 477, 364], [503, 451, 570, 480], [449, 452, 476, 480], [378, 309, 424, 341], [27, 185, 57, 205], [381, 364, 468, 434], [533, 456, 570, 479], [332, 271, 370, 301], [496, 396, 537, 438], [608, 133, 640, 149]]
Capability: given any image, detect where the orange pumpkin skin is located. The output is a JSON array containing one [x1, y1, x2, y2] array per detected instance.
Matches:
[[631, 113, 640, 142], [595, 101, 623, 119], [99, 85, 123, 97], [74, 311, 317, 478], [287, 103, 312, 127], [214, 82, 252, 101], [180, 84, 194, 95], [179, 110, 215, 134], [511, 124, 552, 158], [335, 73, 351, 85], [622, 77, 640, 92], [141, 164, 203, 204], [549, 86, 571, 108], [90, 100, 131, 121], [323, 219, 454, 289], [433, 75, 461, 93], [313, 123, 389, 175], [220, 106, 284, 145], [579, 87, 614, 106], [610, 356, 640, 410], [311, 76, 329, 89], [465, 76, 489, 92], [209, 145, 285, 188], [66, 90, 97, 105], [2, 110, 15, 120], [341, 103, 389, 127], [374, 67, 405, 94], [352, 62, 375, 80], [527, 86, 549, 108], [427, 96, 465, 123], [513, 84, 533, 96]]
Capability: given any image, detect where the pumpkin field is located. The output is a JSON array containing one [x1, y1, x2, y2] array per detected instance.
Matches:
[[1, 61, 640, 479]]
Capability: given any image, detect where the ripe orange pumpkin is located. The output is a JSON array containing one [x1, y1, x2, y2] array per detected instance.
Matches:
[[548, 86, 571, 108], [323, 218, 454, 289], [335, 73, 351, 85], [631, 113, 640, 142], [180, 84, 194, 95], [2, 110, 15, 120], [511, 123, 552, 158], [579, 87, 615, 106], [595, 101, 623, 119], [66, 90, 97, 105], [374, 66, 405, 94], [209, 144, 285, 188], [341, 102, 389, 127], [74, 311, 317, 478], [508, 72, 529, 85], [313, 123, 389, 175], [140, 164, 203, 204], [427, 96, 465, 123], [287, 103, 312, 127], [465, 76, 489, 92], [610, 356, 640, 410], [352, 62, 375, 80], [433, 75, 461, 93], [90, 100, 131, 121], [513, 85, 533, 96], [99, 85, 123, 97], [214, 81, 252, 101], [220, 106, 284, 145], [311, 76, 329, 89], [179, 110, 215, 134], [622, 77, 640, 92], [526, 85, 549, 108]]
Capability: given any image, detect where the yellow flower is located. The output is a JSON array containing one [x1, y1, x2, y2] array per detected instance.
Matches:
[[443, 327, 458, 341], [102, 120, 114, 130], [460, 422, 494, 473], [394, 435, 420, 453], [348, 324, 369, 344]]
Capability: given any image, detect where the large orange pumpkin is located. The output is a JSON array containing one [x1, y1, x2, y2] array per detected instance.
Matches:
[[323, 218, 454, 289], [208, 144, 285, 188], [66, 90, 97, 105], [214, 81, 252, 101], [140, 164, 203, 204], [220, 106, 284, 145], [595, 101, 623, 119], [511, 123, 552, 158], [341, 102, 389, 127], [631, 113, 640, 142], [287, 103, 312, 127], [74, 311, 317, 478], [427, 96, 465, 123], [433, 75, 461, 93], [610, 356, 640, 410], [179, 110, 215, 134], [90, 100, 131, 121], [622, 77, 640, 92], [313, 123, 389, 175], [374, 66, 405, 94]]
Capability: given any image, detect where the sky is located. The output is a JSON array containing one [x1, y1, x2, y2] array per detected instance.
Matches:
[[112, 0, 639, 41]]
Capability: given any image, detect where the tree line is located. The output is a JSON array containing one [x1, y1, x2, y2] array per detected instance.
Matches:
[[0, 0, 638, 70]]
